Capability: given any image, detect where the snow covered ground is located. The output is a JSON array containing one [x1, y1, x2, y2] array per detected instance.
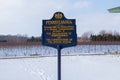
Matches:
[[0, 55, 120, 80], [1, 45, 120, 57]]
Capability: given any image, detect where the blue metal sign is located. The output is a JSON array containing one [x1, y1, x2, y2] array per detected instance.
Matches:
[[42, 12, 77, 80], [42, 12, 77, 49]]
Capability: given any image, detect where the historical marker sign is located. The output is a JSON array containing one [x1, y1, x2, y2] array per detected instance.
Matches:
[[42, 12, 77, 48], [42, 12, 77, 80]]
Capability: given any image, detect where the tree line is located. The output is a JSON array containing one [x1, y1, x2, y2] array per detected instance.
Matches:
[[1, 30, 120, 43], [0, 35, 41, 42], [90, 30, 120, 41], [27, 36, 41, 42]]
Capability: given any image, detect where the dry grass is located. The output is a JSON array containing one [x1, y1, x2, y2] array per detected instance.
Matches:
[[0, 42, 42, 46], [78, 41, 120, 45], [0, 41, 120, 47]]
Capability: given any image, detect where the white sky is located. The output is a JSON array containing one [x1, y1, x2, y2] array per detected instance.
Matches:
[[0, 0, 120, 37]]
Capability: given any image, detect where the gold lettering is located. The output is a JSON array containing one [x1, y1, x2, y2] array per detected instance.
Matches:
[[46, 20, 72, 25], [52, 32, 68, 37], [44, 26, 74, 31], [46, 38, 73, 44]]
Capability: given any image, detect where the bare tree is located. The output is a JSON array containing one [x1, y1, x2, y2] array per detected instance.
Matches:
[[99, 30, 106, 35], [81, 31, 93, 41], [114, 30, 119, 36], [0, 35, 27, 42]]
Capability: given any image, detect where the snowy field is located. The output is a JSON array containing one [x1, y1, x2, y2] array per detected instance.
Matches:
[[0, 45, 120, 57], [0, 55, 120, 80]]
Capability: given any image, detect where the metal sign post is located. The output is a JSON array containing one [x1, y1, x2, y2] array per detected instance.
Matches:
[[42, 12, 77, 80], [57, 45, 61, 80]]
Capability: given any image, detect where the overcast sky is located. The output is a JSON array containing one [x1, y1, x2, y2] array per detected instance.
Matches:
[[0, 0, 120, 37]]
